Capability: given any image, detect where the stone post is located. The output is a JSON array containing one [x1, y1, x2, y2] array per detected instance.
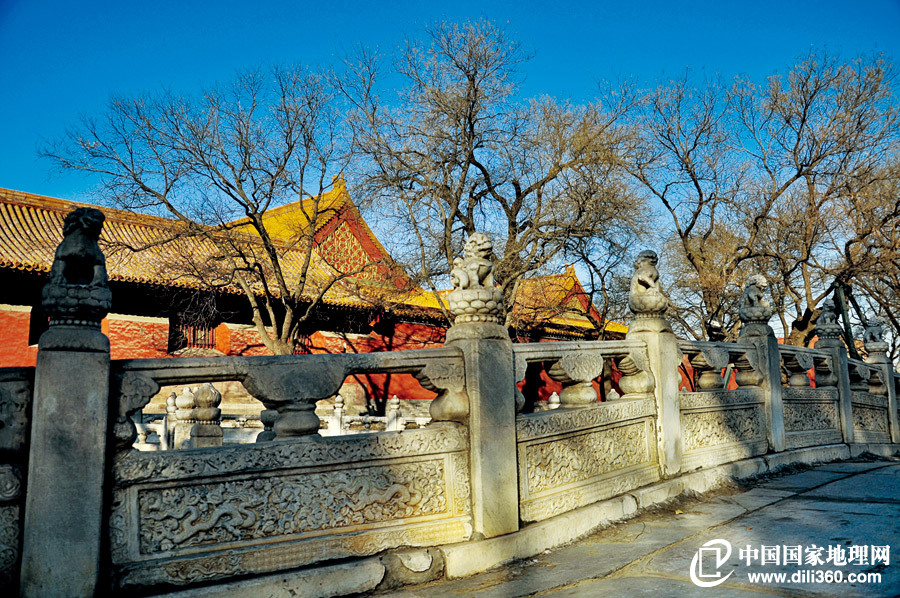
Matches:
[[624, 250, 682, 477], [443, 233, 518, 538], [173, 387, 197, 449], [863, 319, 900, 443], [163, 392, 177, 450], [814, 296, 854, 444], [170, 384, 223, 449], [20, 208, 113, 597], [189, 383, 223, 448], [386, 395, 402, 431], [737, 275, 785, 452], [332, 394, 345, 436]]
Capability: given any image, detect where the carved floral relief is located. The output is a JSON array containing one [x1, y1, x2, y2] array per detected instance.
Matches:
[[853, 406, 890, 434], [523, 421, 650, 494], [681, 407, 763, 452], [783, 401, 839, 432]]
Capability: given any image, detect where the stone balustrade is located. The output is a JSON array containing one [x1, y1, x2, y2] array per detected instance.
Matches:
[[1, 216, 899, 596]]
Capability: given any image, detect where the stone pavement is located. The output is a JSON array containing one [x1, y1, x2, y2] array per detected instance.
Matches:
[[373, 458, 900, 597]]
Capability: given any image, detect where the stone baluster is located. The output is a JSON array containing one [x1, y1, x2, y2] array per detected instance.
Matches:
[[813, 295, 854, 444], [548, 392, 560, 410], [386, 395, 401, 431], [732, 348, 765, 388], [256, 409, 278, 442], [328, 394, 345, 436], [243, 356, 347, 439], [163, 392, 177, 450], [445, 232, 518, 538], [173, 387, 196, 449], [686, 346, 729, 391], [615, 350, 655, 399], [848, 362, 871, 392], [625, 250, 681, 476], [546, 351, 605, 406], [812, 355, 837, 388], [781, 351, 814, 387], [21, 208, 114, 597], [135, 427, 149, 446], [189, 384, 223, 448], [737, 274, 785, 452]]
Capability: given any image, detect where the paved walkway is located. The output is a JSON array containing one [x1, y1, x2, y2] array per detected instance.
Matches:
[[374, 458, 900, 597]]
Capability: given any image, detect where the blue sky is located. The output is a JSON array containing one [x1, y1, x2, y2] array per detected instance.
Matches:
[[2, 0, 899, 201]]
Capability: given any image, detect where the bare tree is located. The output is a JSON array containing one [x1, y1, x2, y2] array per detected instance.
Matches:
[[340, 20, 645, 330], [623, 52, 899, 342], [44, 66, 376, 354]]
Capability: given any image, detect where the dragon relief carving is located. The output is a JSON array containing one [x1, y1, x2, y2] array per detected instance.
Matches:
[[137, 460, 448, 554], [681, 407, 764, 452], [523, 422, 650, 494]]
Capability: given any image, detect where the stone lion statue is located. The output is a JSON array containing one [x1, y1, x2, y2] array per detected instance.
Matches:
[[738, 274, 772, 323], [630, 250, 662, 296], [627, 250, 668, 316], [819, 295, 838, 326], [48, 207, 108, 287], [863, 318, 886, 345], [450, 232, 494, 290]]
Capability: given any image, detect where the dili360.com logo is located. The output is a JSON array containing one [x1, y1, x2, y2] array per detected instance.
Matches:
[[690, 539, 735, 587]]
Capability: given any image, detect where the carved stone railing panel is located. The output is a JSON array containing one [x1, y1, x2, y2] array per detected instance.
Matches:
[[513, 340, 655, 406], [850, 390, 892, 444], [112, 347, 466, 445], [679, 388, 767, 470], [515, 399, 658, 522], [109, 423, 471, 589], [782, 387, 842, 450], [0, 367, 32, 586]]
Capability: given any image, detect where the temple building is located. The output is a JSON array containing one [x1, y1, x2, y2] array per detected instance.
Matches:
[[0, 183, 623, 407]]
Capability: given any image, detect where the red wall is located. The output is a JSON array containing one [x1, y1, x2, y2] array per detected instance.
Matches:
[[0, 307, 37, 367], [105, 317, 170, 360]]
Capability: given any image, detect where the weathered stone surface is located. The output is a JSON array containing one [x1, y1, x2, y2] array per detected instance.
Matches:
[[110, 424, 472, 589], [152, 557, 386, 598], [377, 548, 444, 590], [21, 347, 111, 598], [517, 415, 658, 522], [0, 369, 31, 454]]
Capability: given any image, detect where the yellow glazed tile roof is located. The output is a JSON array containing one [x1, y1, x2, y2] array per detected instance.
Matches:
[[0, 187, 374, 307]]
